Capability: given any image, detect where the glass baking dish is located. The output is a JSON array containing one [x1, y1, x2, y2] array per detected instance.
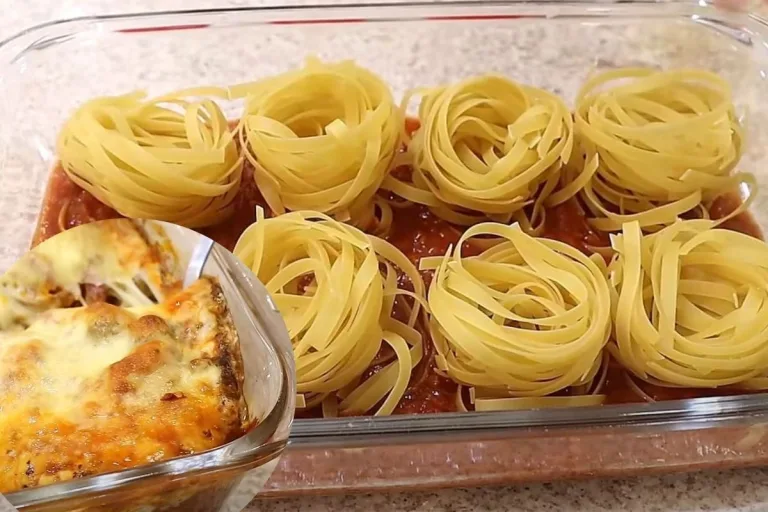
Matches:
[[0, 221, 296, 510], [2, 0, 768, 498]]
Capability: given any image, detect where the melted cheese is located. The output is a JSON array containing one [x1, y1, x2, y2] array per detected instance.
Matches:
[[0, 277, 246, 494], [0, 219, 182, 330], [0, 307, 136, 416]]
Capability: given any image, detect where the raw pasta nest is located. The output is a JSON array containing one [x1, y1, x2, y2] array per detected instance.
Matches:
[[57, 89, 243, 228], [383, 74, 573, 230], [233, 209, 425, 416], [569, 68, 748, 232], [235, 58, 402, 232], [609, 219, 768, 389], [421, 223, 612, 410]]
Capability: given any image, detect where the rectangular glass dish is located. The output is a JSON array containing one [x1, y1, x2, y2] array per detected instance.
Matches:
[[3, 0, 768, 498]]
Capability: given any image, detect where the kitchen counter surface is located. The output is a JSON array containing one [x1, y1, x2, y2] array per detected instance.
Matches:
[[3, 1, 768, 510]]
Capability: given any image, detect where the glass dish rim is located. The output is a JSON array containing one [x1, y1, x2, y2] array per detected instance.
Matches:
[[1, 0, 766, 55], [3, 1, 768, 500]]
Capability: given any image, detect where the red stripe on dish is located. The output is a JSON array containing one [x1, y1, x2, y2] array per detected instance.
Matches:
[[116, 16, 534, 31], [118, 24, 210, 33], [425, 15, 535, 21]]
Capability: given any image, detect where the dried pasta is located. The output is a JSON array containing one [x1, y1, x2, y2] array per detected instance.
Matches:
[[57, 89, 243, 228], [608, 219, 768, 389], [383, 74, 573, 230], [560, 68, 748, 231], [421, 222, 611, 410], [44, 61, 768, 414], [233, 209, 425, 416], [233, 58, 401, 232]]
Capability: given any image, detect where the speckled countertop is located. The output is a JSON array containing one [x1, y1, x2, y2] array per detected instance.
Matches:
[[4, 1, 768, 511]]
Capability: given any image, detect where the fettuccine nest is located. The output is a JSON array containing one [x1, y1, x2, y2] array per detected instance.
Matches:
[[234, 58, 401, 231], [57, 90, 243, 228], [565, 68, 747, 232], [609, 219, 768, 389], [422, 222, 611, 410], [384, 74, 573, 230], [234, 209, 425, 416]]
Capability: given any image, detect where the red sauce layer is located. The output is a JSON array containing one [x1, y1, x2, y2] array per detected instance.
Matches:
[[34, 122, 764, 415]]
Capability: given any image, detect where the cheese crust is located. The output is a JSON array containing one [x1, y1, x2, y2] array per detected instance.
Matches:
[[0, 221, 247, 494]]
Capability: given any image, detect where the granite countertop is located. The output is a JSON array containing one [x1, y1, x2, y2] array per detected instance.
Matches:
[[4, 1, 768, 510]]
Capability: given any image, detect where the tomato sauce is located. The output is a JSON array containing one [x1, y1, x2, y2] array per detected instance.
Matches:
[[543, 199, 611, 254], [709, 191, 764, 240], [33, 120, 766, 415], [33, 166, 121, 246]]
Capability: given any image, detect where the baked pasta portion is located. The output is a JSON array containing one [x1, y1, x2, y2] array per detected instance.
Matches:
[[0, 221, 247, 494]]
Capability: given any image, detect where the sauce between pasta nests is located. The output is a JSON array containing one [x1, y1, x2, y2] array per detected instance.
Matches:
[[32, 119, 763, 416]]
